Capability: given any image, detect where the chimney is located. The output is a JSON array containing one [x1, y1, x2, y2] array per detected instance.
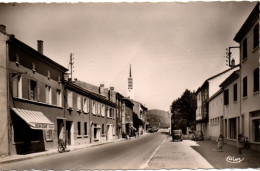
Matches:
[[231, 58, 235, 68], [37, 40, 43, 54], [110, 87, 114, 91], [74, 78, 77, 82], [99, 84, 104, 95], [0, 25, 6, 34]]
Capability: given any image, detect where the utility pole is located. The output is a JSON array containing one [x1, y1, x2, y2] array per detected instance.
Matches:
[[69, 53, 74, 80]]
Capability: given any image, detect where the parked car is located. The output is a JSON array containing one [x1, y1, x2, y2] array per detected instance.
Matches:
[[191, 130, 204, 141], [172, 129, 183, 141]]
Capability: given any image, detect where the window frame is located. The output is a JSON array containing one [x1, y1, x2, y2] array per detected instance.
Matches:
[[56, 89, 62, 107], [84, 122, 88, 136], [224, 89, 229, 105], [77, 122, 81, 136], [253, 68, 259, 93], [243, 76, 248, 97]]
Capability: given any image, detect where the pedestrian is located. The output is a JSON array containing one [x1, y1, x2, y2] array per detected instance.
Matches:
[[237, 134, 244, 154], [217, 134, 224, 152]]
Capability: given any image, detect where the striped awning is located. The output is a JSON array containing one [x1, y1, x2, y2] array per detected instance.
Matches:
[[12, 108, 54, 130]]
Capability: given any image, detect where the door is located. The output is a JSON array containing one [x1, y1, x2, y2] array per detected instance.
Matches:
[[66, 121, 71, 145]]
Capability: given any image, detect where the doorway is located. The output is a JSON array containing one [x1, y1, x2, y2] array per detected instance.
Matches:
[[66, 121, 72, 145]]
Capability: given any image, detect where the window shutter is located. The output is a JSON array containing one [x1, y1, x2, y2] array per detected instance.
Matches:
[[28, 79, 31, 100], [12, 75, 18, 97], [37, 85, 40, 102]]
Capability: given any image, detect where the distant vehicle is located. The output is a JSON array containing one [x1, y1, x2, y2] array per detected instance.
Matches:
[[147, 126, 158, 133], [172, 129, 183, 141], [152, 126, 158, 132], [191, 130, 204, 141]]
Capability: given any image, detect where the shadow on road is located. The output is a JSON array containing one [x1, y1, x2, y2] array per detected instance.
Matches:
[[190, 140, 260, 169]]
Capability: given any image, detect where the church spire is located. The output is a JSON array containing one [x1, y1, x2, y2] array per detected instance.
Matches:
[[129, 64, 132, 78]]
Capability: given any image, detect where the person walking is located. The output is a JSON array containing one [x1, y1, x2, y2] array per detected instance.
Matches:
[[237, 134, 244, 154], [217, 134, 224, 152]]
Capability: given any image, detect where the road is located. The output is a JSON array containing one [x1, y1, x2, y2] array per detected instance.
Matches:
[[0, 132, 166, 170]]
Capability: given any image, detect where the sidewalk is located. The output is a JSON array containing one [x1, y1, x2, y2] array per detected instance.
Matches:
[[0, 138, 124, 164], [145, 138, 260, 169], [191, 140, 260, 169], [145, 138, 214, 169]]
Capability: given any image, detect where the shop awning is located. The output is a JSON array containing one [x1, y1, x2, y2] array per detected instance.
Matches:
[[12, 108, 54, 130]]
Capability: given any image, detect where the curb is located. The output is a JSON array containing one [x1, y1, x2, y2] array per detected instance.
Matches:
[[0, 138, 126, 165]]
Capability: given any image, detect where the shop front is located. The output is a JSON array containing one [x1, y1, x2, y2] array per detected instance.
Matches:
[[11, 108, 54, 154]]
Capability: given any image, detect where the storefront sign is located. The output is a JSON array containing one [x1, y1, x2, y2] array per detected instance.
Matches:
[[34, 123, 54, 129]]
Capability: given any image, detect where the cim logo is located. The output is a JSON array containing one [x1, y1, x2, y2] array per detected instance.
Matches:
[[226, 156, 244, 163]]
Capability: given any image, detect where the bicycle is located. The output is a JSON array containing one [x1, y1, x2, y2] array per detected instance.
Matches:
[[58, 139, 70, 153]]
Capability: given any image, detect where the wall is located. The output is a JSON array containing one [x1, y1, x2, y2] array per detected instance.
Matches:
[[0, 31, 9, 156], [208, 91, 223, 141]]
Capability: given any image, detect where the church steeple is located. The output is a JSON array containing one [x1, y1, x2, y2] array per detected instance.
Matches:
[[129, 64, 132, 78], [127, 64, 134, 99]]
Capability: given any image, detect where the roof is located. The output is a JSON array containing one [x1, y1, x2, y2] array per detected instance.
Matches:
[[65, 81, 116, 107], [234, 2, 259, 43], [122, 98, 134, 106], [7, 35, 68, 73], [196, 65, 239, 96], [219, 70, 240, 89]]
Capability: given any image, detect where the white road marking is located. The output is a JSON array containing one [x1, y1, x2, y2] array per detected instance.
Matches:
[[139, 137, 167, 169]]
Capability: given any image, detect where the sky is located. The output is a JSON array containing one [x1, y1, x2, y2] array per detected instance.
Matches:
[[0, 1, 257, 111]]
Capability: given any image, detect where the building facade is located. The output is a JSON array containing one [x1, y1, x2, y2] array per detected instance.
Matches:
[[220, 70, 241, 146], [233, 2, 260, 151], [0, 26, 68, 155], [122, 98, 134, 136], [196, 67, 239, 139]]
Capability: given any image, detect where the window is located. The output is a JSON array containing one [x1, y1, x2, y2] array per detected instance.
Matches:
[[12, 74, 22, 98], [242, 38, 247, 60], [99, 103, 101, 115], [77, 95, 82, 111], [243, 77, 248, 97], [45, 85, 52, 104], [229, 118, 237, 139], [253, 68, 259, 92], [106, 107, 110, 117], [84, 122, 87, 135], [47, 70, 51, 79], [67, 90, 73, 108], [101, 104, 105, 117], [77, 122, 81, 135], [253, 24, 259, 49], [29, 80, 37, 101], [110, 108, 113, 118], [224, 89, 229, 105], [83, 98, 89, 113], [253, 119, 260, 142], [233, 84, 237, 102], [92, 101, 96, 114], [32, 62, 36, 72], [45, 130, 53, 141], [102, 124, 105, 134], [96, 102, 99, 115], [113, 125, 116, 135], [56, 90, 62, 107]]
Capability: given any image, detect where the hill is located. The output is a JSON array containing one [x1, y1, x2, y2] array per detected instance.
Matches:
[[146, 109, 170, 128]]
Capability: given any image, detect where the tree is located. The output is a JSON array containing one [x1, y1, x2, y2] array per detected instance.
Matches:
[[170, 89, 197, 134]]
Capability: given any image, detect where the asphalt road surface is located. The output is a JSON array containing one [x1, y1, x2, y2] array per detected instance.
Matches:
[[0, 132, 166, 170]]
